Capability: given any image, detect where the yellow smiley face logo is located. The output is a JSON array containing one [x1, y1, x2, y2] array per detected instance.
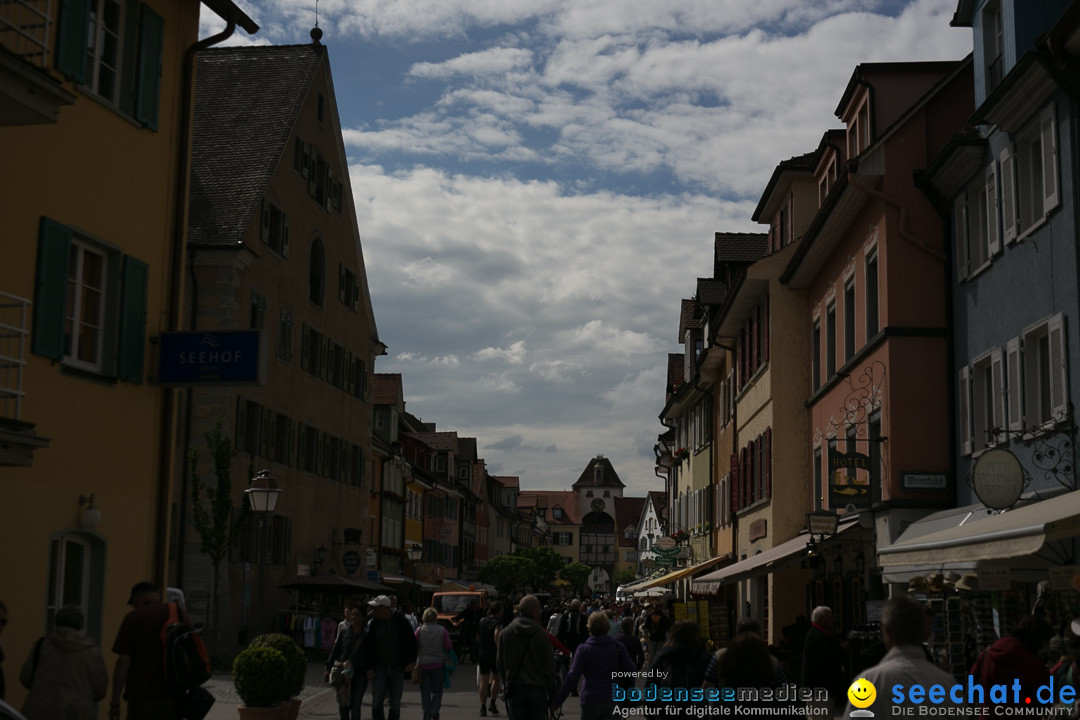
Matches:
[[847, 677, 876, 709]]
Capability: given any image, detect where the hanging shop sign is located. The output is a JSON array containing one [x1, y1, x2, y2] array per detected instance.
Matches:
[[341, 551, 361, 575], [971, 449, 1024, 510], [655, 536, 676, 551], [829, 445, 872, 510]]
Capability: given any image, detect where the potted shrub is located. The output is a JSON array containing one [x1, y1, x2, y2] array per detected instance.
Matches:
[[232, 645, 289, 719], [249, 633, 306, 720]]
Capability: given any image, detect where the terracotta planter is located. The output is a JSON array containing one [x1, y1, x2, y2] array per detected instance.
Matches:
[[237, 705, 285, 720], [282, 698, 301, 720]]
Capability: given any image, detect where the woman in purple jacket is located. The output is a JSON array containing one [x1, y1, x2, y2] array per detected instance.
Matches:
[[551, 611, 637, 720]]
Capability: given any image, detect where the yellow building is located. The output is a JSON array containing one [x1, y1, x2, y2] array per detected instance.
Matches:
[[0, 0, 255, 707]]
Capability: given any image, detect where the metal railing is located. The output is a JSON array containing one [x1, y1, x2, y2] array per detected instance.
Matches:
[[0, 290, 30, 421], [0, 0, 52, 68]]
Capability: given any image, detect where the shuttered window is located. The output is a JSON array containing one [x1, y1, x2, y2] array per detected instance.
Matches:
[[32, 217, 147, 382]]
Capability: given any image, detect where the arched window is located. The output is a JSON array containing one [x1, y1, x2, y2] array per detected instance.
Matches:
[[309, 238, 325, 306]]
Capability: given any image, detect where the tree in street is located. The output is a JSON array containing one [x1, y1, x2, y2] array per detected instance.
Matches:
[[514, 546, 565, 591], [558, 562, 592, 597], [478, 554, 536, 597], [189, 421, 248, 651]]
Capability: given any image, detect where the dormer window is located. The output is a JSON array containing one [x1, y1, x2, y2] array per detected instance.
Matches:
[[553, 508, 563, 519], [847, 100, 871, 158]]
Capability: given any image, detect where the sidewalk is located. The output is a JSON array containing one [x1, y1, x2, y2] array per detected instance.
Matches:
[[203, 659, 582, 720]]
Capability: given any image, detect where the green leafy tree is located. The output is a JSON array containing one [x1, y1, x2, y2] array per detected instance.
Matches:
[[478, 555, 536, 597], [189, 421, 248, 651], [559, 562, 592, 596], [612, 567, 638, 587], [514, 546, 565, 591]]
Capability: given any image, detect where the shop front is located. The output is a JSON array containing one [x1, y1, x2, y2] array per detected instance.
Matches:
[[878, 488, 1080, 678]]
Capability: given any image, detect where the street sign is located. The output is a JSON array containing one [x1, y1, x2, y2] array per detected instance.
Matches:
[[655, 557, 676, 567]]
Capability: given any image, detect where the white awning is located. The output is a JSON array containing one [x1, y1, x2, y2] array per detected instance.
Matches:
[[878, 490, 1080, 567], [692, 521, 859, 595]]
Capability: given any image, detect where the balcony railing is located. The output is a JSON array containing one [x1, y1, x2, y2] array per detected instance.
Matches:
[[0, 0, 52, 68], [0, 291, 29, 421]]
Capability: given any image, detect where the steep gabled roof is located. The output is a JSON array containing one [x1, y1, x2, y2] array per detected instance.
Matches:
[[571, 455, 626, 489], [189, 43, 325, 242], [411, 431, 458, 452], [457, 437, 478, 461], [373, 373, 402, 406], [614, 496, 646, 547], [492, 475, 519, 489], [714, 232, 769, 267], [696, 278, 727, 307], [667, 354, 684, 391], [678, 298, 702, 341]]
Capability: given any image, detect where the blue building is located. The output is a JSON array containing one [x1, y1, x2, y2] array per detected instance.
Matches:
[[882, 1, 1080, 650]]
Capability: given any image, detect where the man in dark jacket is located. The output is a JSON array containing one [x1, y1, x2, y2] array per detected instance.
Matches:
[[496, 595, 557, 720], [800, 605, 846, 711], [351, 595, 417, 720]]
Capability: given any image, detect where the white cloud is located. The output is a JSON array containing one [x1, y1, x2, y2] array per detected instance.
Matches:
[[204, 0, 974, 494], [474, 341, 528, 364]]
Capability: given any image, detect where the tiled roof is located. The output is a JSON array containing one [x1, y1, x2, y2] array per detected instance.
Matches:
[[571, 455, 626, 489], [373, 374, 402, 405], [714, 232, 769, 264], [648, 490, 667, 513], [696, 279, 727, 306], [492, 475, 519, 488], [457, 437, 478, 461], [188, 43, 325, 242], [410, 431, 458, 451], [667, 354, 684, 389], [678, 298, 702, 341], [518, 490, 580, 524], [614, 496, 646, 547]]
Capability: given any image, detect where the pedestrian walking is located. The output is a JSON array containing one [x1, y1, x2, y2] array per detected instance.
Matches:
[[496, 595, 557, 720], [19, 605, 108, 720], [477, 602, 505, 716], [415, 608, 451, 720], [352, 595, 417, 720], [613, 616, 645, 670], [800, 605, 846, 711], [326, 603, 366, 720], [551, 610, 636, 720], [108, 581, 175, 720]]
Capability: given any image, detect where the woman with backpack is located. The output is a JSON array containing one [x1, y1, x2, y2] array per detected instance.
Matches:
[[19, 606, 108, 720]]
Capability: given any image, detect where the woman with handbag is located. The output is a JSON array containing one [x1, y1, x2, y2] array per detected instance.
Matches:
[[415, 607, 452, 720], [326, 604, 365, 719]]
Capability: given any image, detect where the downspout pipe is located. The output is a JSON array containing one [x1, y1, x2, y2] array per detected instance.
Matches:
[[159, 14, 241, 588]]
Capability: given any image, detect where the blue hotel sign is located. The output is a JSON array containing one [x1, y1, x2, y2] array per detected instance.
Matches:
[[158, 330, 265, 385]]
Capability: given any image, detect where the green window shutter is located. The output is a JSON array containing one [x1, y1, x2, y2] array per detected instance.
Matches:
[[32, 218, 72, 360], [55, 0, 90, 81], [133, 3, 164, 130], [117, 255, 148, 382]]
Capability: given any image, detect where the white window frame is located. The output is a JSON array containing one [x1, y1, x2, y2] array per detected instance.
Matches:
[[1019, 313, 1068, 432], [66, 237, 115, 373], [969, 348, 1005, 454], [86, 0, 125, 104], [1004, 103, 1059, 241]]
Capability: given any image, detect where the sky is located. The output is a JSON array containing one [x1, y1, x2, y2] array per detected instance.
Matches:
[[201, 0, 972, 496]]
